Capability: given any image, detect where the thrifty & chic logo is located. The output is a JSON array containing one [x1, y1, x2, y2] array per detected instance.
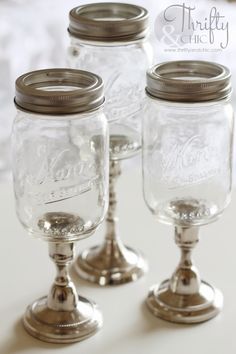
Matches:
[[155, 3, 229, 52]]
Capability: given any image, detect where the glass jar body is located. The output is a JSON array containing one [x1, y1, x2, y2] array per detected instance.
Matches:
[[12, 109, 109, 241], [142, 97, 234, 226], [68, 38, 153, 160]]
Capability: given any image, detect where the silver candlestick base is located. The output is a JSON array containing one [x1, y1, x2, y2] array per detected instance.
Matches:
[[74, 160, 147, 286], [75, 238, 147, 286], [23, 242, 102, 343], [146, 226, 223, 324]]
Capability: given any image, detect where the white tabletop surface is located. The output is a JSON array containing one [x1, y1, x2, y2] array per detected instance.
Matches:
[[0, 166, 235, 354]]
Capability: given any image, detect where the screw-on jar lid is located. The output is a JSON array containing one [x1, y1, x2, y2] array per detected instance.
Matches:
[[146, 61, 232, 103], [15, 68, 104, 115], [68, 3, 149, 42]]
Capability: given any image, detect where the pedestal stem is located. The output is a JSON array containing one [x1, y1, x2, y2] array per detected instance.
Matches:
[[74, 158, 147, 285], [23, 240, 102, 342], [146, 225, 223, 323], [47, 242, 78, 311], [105, 159, 121, 243], [170, 226, 200, 295]]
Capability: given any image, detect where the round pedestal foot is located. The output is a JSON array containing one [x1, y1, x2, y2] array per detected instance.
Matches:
[[23, 295, 102, 343], [146, 279, 223, 324], [75, 245, 148, 286]]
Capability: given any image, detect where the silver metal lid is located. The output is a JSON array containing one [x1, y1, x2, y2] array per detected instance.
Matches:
[[15, 68, 104, 115], [68, 3, 149, 42], [146, 61, 232, 102]]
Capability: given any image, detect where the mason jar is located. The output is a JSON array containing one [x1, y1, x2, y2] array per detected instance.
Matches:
[[68, 2, 153, 160], [12, 68, 109, 241], [143, 60, 234, 227]]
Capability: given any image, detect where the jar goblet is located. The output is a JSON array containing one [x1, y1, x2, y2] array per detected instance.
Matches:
[[142, 61, 234, 323], [12, 68, 109, 342], [68, 3, 153, 285]]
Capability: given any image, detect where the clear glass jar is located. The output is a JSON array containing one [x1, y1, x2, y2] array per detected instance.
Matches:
[[143, 61, 234, 324], [12, 68, 109, 241], [68, 3, 153, 160], [143, 61, 234, 227]]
